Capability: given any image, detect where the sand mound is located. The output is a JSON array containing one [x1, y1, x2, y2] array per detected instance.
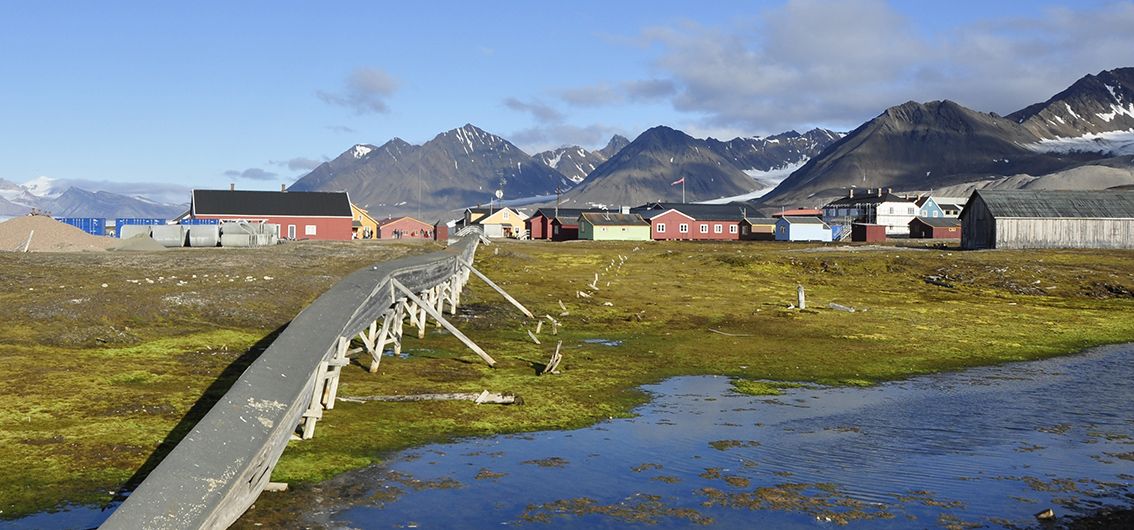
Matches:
[[0, 216, 115, 252], [110, 234, 169, 252]]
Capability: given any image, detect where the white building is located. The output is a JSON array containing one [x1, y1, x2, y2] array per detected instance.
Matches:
[[822, 188, 918, 235]]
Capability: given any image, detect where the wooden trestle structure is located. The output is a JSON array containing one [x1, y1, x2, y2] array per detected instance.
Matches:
[[101, 235, 531, 529]]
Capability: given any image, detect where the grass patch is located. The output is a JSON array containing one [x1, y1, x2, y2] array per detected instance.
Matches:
[[3, 239, 1134, 522]]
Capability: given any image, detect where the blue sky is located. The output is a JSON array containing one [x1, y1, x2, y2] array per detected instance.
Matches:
[[1, 0, 1131, 198]]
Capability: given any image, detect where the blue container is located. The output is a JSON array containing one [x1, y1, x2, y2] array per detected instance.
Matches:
[[115, 218, 167, 237], [55, 217, 107, 236], [180, 218, 220, 225]]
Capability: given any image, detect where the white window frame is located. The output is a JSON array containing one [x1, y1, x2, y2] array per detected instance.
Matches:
[[287, 224, 296, 239], [305, 224, 317, 236], [714, 224, 722, 234], [503, 211, 510, 220], [729, 224, 737, 234], [657, 223, 666, 233], [699, 224, 708, 234], [679, 223, 689, 233]]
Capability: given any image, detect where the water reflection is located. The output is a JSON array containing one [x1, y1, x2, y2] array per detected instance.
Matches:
[[324, 344, 1134, 529]]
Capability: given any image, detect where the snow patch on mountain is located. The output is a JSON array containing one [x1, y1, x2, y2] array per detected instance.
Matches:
[[742, 160, 808, 185], [352, 145, 374, 158], [1027, 129, 1134, 156]]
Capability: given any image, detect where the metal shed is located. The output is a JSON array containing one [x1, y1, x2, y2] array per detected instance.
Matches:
[[960, 190, 1134, 249]]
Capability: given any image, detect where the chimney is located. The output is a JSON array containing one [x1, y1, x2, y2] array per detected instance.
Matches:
[[230, 183, 235, 191], [620, 205, 630, 214], [281, 184, 286, 192], [887, 187, 892, 194], [849, 188, 854, 198], [877, 187, 882, 196]]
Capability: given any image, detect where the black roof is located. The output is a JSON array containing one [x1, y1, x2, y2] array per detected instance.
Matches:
[[824, 192, 915, 207], [192, 190, 352, 217], [910, 216, 962, 228], [531, 207, 603, 222], [580, 212, 649, 226], [966, 190, 1134, 218], [631, 201, 760, 221], [742, 217, 779, 225]]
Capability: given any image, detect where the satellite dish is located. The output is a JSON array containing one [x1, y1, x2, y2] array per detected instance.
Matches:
[[494, 189, 503, 199]]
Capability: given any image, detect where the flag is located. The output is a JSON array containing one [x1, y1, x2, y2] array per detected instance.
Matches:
[[671, 177, 685, 186]]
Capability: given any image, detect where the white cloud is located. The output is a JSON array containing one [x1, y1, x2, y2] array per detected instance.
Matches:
[[224, 168, 278, 181], [564, 0, 1134, 134], [317, 67, 399, 114]]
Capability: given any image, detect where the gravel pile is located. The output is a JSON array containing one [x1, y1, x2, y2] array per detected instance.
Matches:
[[109, 234, 169, 252], [0, 216, 116, 252]]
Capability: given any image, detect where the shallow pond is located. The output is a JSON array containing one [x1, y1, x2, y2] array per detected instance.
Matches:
[[315, 344, 1134, 529], [5, 344, 1133, 529]]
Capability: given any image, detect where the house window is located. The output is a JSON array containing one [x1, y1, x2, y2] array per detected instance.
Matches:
[[741, 225, 749, 235], [889, 207, 895, 214], [657, 223, 666, 233], [503, 211, 510, 220], [933, 211, 940, 217], [729, 224, 738, 234], [553, 225, 560, 235], [714, 224, 723, 233], [287, 224, 296, 239], [699, 224, 708, 234], [908, 207, 914, 215], [921, 209, 927, 216], [679, 223, 689, 233], [305, 225, 317, 236]]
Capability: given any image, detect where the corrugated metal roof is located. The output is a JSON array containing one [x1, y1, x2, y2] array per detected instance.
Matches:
[[633, 202, 760, 220], [778, 216, 828, 225], [911, 216, 962, 228], [742, 217, 779, 225], [972, 190, 1134, 218], [192, 190, 352, 217], [580, 212, 649, 226]]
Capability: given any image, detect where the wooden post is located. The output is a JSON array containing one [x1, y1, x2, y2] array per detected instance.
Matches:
[[301, 360, 330, 439], [460, 262, 534, 319], [797, 284, 806, 310], [323, 337, 349, 410], [369, 311, 394, 372], [392, 279, 496, 367]]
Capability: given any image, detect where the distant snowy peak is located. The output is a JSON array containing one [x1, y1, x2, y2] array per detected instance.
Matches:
[[1010, 67, 1134, 141], [351, 144, 376, 159], [705, 127, 844, 173]]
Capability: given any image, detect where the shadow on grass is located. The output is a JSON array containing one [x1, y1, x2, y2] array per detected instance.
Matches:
[[104, 323, 289, 508]]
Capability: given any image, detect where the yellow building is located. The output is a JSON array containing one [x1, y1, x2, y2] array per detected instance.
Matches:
[[351, 203, 380, 239], [465, 207, 526, 238]]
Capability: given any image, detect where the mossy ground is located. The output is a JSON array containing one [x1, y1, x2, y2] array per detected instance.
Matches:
[[2, 239, 1133, 521]]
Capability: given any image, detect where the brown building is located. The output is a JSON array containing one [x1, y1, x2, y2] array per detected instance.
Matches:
[[851, 223, 887, 242], [909, 217, 961, 239], [739, 217, 777, 240]]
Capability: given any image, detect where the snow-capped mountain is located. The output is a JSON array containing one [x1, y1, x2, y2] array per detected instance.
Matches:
[[0, 177, 188, 218], [289, 124, 568, 218], [532, 135, 630, 182], [759, 67, 1134, 207]]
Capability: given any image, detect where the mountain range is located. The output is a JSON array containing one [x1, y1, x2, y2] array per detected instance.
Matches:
[[759, 67, 1134, 206], [0, 178, 186, 219], [292, 123, 842, 217]]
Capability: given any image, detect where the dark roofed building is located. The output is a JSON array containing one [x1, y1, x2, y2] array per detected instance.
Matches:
[[909, 217, 962, 239], [527, 207, 601, 240], [190, 189, 353, 240], [960, 189, 1134, 249]]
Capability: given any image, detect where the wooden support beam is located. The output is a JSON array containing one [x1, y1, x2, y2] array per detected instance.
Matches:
[[369, 311, 394, 373], [460, 262, 534, 319], [391, 279, 496, 367]]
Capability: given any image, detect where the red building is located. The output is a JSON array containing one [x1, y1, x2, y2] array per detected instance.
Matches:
[[434, 220, 451, 241], [527, 208, 599, 240], [188, 189, 353, 241], [909, 217, 962, 239], [851, 223, 887, 242], [636, 203, 749, 241], [772, 208, 824, 218], [376, 216, 433, 239]]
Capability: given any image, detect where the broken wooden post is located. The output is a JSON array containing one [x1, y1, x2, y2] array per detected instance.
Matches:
[[535, 320, 543, 334], [545, 315, 559, 335], [391, 279, 496, 367], [460, 261, 534, 318], [542, 341, 563, 375], [527, 329, 541, 345], [797, 284, 806, 310]]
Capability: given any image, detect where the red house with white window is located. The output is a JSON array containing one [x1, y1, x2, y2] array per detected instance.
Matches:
[[376, 216, 433, 239], [635, 202, 752, 241], [187, 189, 354, 241]]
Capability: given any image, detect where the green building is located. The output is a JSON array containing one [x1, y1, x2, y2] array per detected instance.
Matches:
[[578, 212, 652, 241]]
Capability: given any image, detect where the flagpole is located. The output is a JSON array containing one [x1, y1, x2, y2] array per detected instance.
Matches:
[[682, 178, 686, 204]]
